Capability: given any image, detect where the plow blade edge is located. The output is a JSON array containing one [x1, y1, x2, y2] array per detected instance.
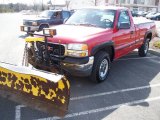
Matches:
[[0, 63, 70, 117]]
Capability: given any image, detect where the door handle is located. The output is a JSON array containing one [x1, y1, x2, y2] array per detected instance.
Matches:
[[130, 31, 134, 34]]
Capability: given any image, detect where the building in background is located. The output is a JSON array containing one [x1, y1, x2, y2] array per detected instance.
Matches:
[[113, 0, 159, 12], [68, 0, 160, 12]]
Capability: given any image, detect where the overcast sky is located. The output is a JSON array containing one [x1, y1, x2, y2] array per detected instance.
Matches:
[[0, 0, 66, 5]]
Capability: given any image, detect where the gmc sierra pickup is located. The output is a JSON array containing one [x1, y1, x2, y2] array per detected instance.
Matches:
[[25, 6, 156, 83]]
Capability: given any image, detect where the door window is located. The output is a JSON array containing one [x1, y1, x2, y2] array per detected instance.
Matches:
[[118, 11, 131, 27], [53, 11, 61, 19]]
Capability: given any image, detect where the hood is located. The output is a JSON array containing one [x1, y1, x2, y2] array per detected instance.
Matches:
[[47, 24, 112, 44], [24, 16, 50, 22]]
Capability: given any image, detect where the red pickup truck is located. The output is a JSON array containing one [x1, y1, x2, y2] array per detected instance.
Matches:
[[26, 6, 156, 83]]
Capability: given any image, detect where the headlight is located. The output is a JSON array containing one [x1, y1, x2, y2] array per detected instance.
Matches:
[[67, 44, 88, 57], [66, 50, 88, 57], [67, 44, 88, 51], [32, 22, 38, 26]]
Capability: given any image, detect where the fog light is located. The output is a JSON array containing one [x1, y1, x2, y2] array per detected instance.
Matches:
[[43, 28, 57, 37]]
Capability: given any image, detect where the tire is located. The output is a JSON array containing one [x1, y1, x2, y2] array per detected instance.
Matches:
[[39, 24, 49, 31], [138, 39, 150, 57], [90, 51, 111, 83]]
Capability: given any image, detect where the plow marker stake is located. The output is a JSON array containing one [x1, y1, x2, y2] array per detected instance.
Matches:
[[0, 63, 70, 117]]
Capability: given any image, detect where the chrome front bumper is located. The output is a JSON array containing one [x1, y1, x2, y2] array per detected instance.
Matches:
[[62, 56, 94, 77]]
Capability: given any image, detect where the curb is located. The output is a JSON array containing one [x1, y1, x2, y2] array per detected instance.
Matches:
[[149, 49, 160, 57]]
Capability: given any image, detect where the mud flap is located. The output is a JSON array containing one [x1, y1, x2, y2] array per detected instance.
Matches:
[[0, 63, 70, 117]]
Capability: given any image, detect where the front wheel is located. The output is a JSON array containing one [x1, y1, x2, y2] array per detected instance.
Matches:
[[138, 39, 149, 57], [90, 51, 111, 83]]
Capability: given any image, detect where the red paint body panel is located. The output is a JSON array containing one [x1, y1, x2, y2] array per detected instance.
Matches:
[[46, 7, 156, 60]]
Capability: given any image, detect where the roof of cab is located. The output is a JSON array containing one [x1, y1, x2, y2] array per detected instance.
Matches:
[[47, 9, 70, 12], [82, 6, 128, 11]]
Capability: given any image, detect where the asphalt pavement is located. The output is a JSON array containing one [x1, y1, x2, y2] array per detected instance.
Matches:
[[0, 13, 160, 120]]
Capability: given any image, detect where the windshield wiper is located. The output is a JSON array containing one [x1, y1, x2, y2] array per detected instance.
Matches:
[[65, 23, 98, 27], [78, 23, 98, 27], [39, 16, 47, 18]]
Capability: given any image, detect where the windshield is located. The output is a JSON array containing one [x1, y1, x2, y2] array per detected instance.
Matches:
[[66, 9, 116, 28], [39, 10, 54, 18]]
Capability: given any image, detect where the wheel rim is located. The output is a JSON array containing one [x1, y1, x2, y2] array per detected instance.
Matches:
[[99, 59, 108, 80], [144, 41, 149, 54]]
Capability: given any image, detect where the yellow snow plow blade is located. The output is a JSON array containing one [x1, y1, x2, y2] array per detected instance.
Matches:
[[0, 63, 70, 117]]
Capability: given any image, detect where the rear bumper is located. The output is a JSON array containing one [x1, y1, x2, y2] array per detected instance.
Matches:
[[61, 56, 94, 77]]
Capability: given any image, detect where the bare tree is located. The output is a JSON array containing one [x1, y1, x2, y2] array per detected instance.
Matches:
[[91, 0, 98, 6], [66, 0, 71, 10]]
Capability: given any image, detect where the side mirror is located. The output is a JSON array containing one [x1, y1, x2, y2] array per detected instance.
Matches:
[[118, 22, 130, 29]]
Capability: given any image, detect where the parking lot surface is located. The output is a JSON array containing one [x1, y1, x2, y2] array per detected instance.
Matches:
[[0, 13, 160, 120]]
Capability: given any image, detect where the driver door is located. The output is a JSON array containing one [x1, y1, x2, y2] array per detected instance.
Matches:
[[114, 10, 135, 59]]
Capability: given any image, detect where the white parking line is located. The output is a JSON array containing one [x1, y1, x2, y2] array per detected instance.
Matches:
[[37, 96, 160, 120], [117, 56, 158, 61], [15, 105, 25, 120], [70, 83, 160, 101], [15, 83, 160, 120]]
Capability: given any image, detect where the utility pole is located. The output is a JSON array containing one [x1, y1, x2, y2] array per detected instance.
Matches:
[[42, 0, 44, 11], [66, 0, 70, 10], [94, 0, 97, 6], [157, 0, 160, 12]]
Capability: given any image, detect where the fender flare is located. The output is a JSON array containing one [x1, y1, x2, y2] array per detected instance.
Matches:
[[144, 30, 152, 42], [91, 41, 115, 60]]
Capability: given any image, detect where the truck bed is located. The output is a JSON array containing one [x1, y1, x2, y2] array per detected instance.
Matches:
[[133, 17, 156, 41], [133, 17, 154, 25]]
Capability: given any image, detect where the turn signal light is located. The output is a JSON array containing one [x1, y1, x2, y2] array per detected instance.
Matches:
[[20, 26, 24, 31]]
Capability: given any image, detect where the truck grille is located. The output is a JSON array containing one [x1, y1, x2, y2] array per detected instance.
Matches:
[[37, 42, 65, 56], [24, 21, 32, 26]]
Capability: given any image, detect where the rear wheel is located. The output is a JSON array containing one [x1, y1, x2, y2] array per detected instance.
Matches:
[[90, 51, 111, 83], [138, 39, 149, 57]]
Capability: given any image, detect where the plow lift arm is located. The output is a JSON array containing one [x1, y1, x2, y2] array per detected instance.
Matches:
[[0, 28, 70, 117]]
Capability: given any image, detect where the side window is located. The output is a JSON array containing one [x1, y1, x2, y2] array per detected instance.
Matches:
[[118, 11, 130, 26], [62, 11, 70, 19], [53, 11, 61, 19]]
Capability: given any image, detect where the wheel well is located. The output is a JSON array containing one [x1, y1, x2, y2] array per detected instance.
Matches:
[[39, 24, 49, 31], [146, 33, 152, 42], [97, 46, 115, 62], [40, 24, 49, 27]]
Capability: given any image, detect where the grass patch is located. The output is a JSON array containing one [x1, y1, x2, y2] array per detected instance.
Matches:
[[153, 41, 160, 49]]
